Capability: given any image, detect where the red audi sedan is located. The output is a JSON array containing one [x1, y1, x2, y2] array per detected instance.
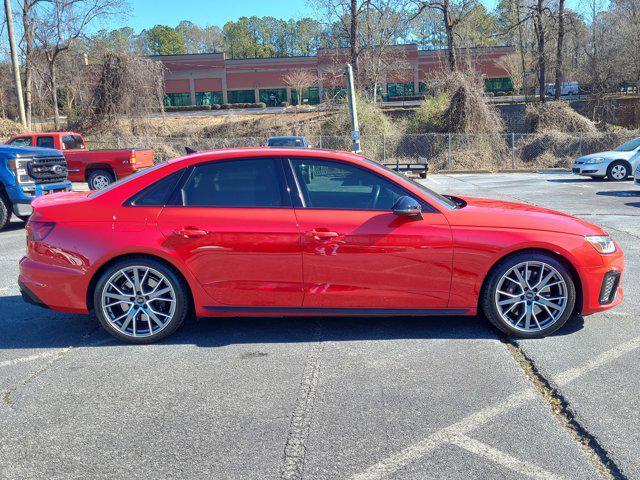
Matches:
[[18, 148, 624, 343]]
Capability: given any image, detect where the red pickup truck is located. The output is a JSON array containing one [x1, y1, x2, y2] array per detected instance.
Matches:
[[6, 132, 154, 190]]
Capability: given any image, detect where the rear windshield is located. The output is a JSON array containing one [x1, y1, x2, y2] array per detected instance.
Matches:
[[269, 138, 306, 147], [88, 163, 165, 198], [62, 135, 85, 150]]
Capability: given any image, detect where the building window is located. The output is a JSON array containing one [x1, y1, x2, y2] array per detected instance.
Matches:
[[484, 77, 513, 93], [164, 93, 191, 107], [291, 87, 320, 105], [227, 90, 256, 104], [196, 91, 223, 106], [259, 88, 287, 106], [387, 82, 415, 97]]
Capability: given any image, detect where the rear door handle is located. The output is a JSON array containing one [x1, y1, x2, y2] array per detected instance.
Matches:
[[175, 227, 208, 238]]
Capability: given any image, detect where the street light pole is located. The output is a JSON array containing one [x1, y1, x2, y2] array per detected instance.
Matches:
[[4, 0, 27, 127], [344, 63, 361, 153]]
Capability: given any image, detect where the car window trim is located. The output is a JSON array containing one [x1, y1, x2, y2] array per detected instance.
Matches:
[[284, 156, 438, 213], [124, 167, 188, 207], [166, 156, 293, 209]]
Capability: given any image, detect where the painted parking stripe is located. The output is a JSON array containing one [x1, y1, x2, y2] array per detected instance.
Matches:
[[448, 434, 563, 480], [351, 335, 640, 480], [0, 350, 67, 369]]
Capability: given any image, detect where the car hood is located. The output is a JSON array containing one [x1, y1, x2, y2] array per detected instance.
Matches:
[[0, 145, 62, 157], [577, 150, 634, 161], [445, 196, 607, 236]]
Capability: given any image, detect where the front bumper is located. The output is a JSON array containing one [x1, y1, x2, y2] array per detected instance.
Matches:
[[7, 181, 72, 217], [572, 163, 607, 176], [579, 248, 625, 315]]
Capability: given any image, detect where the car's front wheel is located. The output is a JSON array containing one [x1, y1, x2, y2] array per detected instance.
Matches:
[[607, 161, 630, 181], [481, 252, 576, 338], [93, 258, 189, 343]]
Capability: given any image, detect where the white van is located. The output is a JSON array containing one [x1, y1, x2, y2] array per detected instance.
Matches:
[[546, 81, 579, 97]]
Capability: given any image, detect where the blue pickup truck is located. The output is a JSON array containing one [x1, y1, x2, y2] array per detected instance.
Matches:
[[0, 145, 72, 230]]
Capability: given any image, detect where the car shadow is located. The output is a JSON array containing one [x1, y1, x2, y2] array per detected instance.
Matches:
[[0, 294, 585, 350], [596, 190, 640, 198], [3, 220, 26, 232], [546, 178, 606, 183]]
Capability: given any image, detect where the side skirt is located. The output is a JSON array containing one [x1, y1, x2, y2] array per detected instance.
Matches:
[[203, 306, 470, 316]]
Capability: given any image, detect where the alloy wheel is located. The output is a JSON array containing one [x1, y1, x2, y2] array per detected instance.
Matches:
[[101, 266, 176, 338], [494, 261, 568, 332], [92, 175, 111, 189]]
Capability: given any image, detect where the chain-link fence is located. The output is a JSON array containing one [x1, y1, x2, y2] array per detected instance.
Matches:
[[85, 132, 640, 172]]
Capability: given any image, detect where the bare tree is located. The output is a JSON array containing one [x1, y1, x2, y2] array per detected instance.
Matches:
[[553, 0, 565, 100], [497, 51, 528, 94], [283, 68, 317, 108], [412, 0, 478, 71], [32, 0, 124, 129]]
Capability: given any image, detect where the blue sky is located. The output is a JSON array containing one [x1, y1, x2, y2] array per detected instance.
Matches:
[[107, 0, 585, 33]]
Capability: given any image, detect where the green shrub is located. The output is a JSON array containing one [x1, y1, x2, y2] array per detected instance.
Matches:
[[281, 101, 289, 107], [221, 103, 230, 109], [164, 105, 211, 112], [408, 93, 449, 133]]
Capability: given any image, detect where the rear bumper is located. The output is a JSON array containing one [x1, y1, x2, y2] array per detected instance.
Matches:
[[579, 249, 625, 315], [18, 256, 89, 314]]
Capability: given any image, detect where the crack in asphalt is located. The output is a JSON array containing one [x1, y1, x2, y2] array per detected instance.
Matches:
[[279, 322, 325, 480], [503, 339, 627, 480], [1, 326, 105, 410]]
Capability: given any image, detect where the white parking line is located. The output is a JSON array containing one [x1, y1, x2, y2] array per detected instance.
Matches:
[[426, 176, 442, 185], [448, 434, 563, 480], [351, 335, 640, 480], [0, 350, 66, 369]]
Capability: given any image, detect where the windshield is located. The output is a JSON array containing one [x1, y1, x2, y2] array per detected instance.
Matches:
[[364, 159, 458, 209], [614, 137, 640, 152], [88, 163, 165, 198]]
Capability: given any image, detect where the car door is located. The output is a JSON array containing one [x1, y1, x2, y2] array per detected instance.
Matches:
[[157, 157, 303, 308], [287, 157, 453, 310]]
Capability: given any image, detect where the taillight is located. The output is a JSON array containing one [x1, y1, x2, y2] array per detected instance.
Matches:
[[26, 221, 55, 241]]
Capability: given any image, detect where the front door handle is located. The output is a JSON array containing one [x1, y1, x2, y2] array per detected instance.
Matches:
[[307, 228, 340, 240], [175, 226, 208, 238]]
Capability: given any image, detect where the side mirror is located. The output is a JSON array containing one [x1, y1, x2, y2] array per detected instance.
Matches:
[[392, 196, 422, 219]]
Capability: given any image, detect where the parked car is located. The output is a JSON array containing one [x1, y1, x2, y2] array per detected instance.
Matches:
[[545, 81, 579, 97], [634, 162, 640, 186], [6, 132, 154, 190], [267, 136, 310, 148], [572, 137, 640, 181], [19, 148, 624, 343], [0, 145, 71, 230]]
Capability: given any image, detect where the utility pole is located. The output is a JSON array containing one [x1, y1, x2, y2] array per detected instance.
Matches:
[[344, 63, 361, 153], [4, 0, 27, 127]]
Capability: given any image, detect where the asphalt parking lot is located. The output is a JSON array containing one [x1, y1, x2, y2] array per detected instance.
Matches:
[[1, 172, 638, 480]]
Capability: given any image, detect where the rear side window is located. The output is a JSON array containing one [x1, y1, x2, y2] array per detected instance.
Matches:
[[8, 137, 33, 147], [128, 170, 185, 206], [62, 135, 84, 150], [36, 136, 54, 148], [176, 158, 288, 207]]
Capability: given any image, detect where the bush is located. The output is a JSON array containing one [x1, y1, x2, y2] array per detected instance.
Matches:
[[485, 92, 495, 97], [525, 102, 598, 133], [281, 101, 289, 107], [255, 102, 267, 108], [164, 105, 211, 112], [221, 103, 230, 109], [212, 104, 221, 110], [408, 93, 450, 133], [322, 92, 400, 138]]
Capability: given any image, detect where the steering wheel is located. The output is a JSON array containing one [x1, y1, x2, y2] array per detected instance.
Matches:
[[369, 184, 381, 209]]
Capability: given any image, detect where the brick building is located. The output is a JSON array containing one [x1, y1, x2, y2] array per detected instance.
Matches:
[[155, 44, 515, 107]]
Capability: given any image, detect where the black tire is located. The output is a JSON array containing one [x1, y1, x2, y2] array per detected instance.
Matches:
[[0, 195, 9, 231], [606, 161, 630, 181], [93, 257, 190, 344], [87, 169, 115, 190], [481, 252, 576, 338]]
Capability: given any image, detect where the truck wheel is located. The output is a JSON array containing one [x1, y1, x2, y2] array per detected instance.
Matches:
[[0, 195, 9, 231], [88, 170, 115, 190]]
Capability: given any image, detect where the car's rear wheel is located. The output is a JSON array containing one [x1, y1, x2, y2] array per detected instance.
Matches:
[[607, 161, 630, 181], [481, 252, 576, 338], [88, 169, 115, 190], [93, 258, 189, 343]]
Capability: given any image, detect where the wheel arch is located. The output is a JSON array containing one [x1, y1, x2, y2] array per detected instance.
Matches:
[[85, 165, 116, 181], [610, 159, 632, 172], [477, 247, 583, 315], [86, 252, 195, 315]]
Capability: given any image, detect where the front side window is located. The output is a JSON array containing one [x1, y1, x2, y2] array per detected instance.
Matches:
[[36, 136, 54, 148], [178, 159, 288, 207], [290, 158, 408, 211], [8, 137, 33, 147], [614, 137, 640, 152]]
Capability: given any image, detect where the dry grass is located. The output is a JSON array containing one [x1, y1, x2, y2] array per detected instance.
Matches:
[[525, 102, 598, 133], [0, 118, 25, 139]]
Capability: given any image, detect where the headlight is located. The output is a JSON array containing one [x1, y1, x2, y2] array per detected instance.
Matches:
[[8, 157, 33, 185], [585, 235, 616, 254], [583, 157, 604, 164]]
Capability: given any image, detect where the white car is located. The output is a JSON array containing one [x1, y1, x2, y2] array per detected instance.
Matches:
[[572, 137, 640, 181], [634, 162, 640, 186]]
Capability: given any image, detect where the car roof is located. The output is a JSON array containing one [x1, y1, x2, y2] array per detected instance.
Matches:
[[268, 136, 306, 140], [168, 147, 363, 165]]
